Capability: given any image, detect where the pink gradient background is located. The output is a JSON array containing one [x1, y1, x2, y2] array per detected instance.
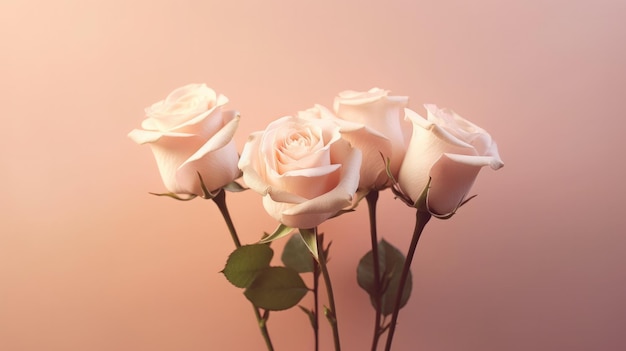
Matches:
[[1, 0, 625, 350]]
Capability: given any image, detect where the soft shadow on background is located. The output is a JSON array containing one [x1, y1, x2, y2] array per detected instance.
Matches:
[[1, 0, 625, 350]]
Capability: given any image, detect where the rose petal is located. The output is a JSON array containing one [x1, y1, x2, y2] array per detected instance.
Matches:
[[140, 118, 159, 131], [404, 108, 477, 151], [297, 104, 336, 120], [424, 104, 494, 154], [262, 198, 330, 229], [175, 140, 240, 194], [144, 83, 229, 132], [279, 142, 362, 228], [266, 116, 334, 174], [303, 104, 393, 189], [128, 129, 194, 144], [266, 164, 341, 199], [426, 154, 485, 215], [338, 123, 392, 189], [398, 109, 480, 209], [275, 136, 330, 173], [161, 110, 241, 194], [171, 95, 228, 133], [333, 87, 388, 106], [334, 89, 409, 177], [334, 91, 408, 134], [182, 110, 240, 165], [143, 134, 207, 193], [444, 153, 504, 170], [266, 188, 308, 205], [164, 84, 213, 105]]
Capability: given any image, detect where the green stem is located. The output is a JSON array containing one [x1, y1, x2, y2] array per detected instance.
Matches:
[[313, 255, 320, 351], [212, 190, 274, 351], [366, 190, 384, 351], [212, 190, 241, 247], [316, 229, 341, 351], [384, 209, 431, 351]]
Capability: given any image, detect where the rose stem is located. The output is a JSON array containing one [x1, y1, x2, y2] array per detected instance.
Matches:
[[212, 190, 275, 351], [366, 190, 384, 351], [313, 254, 320, 351], [384, 209, 431, 351], [315, 228, 341, 351]]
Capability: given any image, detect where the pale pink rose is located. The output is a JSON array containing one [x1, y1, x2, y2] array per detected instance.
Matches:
[[238, 114, 362, 228], [333, 88, 410, 189], [128, 83, 240, 195], [398, 105, 504, 216]]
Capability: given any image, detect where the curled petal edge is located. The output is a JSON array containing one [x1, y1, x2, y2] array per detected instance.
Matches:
[[443, 153, 504, 170], [182, 110, 241, 166], [127, 129, 195, 144], [405, 108, 476, 150], [282, 147, 362, 218]]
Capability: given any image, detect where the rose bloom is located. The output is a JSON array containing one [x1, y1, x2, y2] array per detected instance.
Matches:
[[238, 114, 362, 229], [128, 83, 240, 195], [398, 105, 504, 216], [333, 88, 409, 189]]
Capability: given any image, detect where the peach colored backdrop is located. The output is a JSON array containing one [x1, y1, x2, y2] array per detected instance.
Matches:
[[1, 0, 625, 350]]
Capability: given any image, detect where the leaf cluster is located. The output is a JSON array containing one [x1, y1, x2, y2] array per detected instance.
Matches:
[[222, 243, 309, 311]]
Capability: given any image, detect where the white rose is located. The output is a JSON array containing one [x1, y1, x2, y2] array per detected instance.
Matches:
[[238, 114, 362, 228], [398, 105, 504, 215], [333, 88, 409, 189], [128, 83, 240, 195]]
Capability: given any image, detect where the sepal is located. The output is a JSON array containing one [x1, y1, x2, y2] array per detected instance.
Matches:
[[299, 305, 317, 330], [258, 224, 295, 244], [197, 172, 220, 199], [148, 192, 197, 201], [426, 189, 477, 219], [223, 180, 248, 192], [298, 228, 319, 261], [380, 153, 413, 207]]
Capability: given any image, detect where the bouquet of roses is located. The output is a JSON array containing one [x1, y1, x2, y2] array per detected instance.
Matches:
[[128, 83, 503, 351]]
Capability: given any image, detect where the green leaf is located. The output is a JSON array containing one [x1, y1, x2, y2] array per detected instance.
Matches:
[[221, 244, 273, 288], [357, 239, 412, 316], [259, 224, 294, 244], [282, 234, 315, 273], [244, 267, 309, 311], [298, 228, 319, 261]]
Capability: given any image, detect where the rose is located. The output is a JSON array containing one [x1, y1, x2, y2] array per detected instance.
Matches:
[[128, 83, 240, 196], [238, 114, 362, 228], [333, 88, 409, 189], [398, 105, 504, 216]]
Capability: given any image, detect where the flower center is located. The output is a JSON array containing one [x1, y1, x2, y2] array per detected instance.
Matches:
[[283, 130, 315, 158], [273, 124, 328, 174]]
